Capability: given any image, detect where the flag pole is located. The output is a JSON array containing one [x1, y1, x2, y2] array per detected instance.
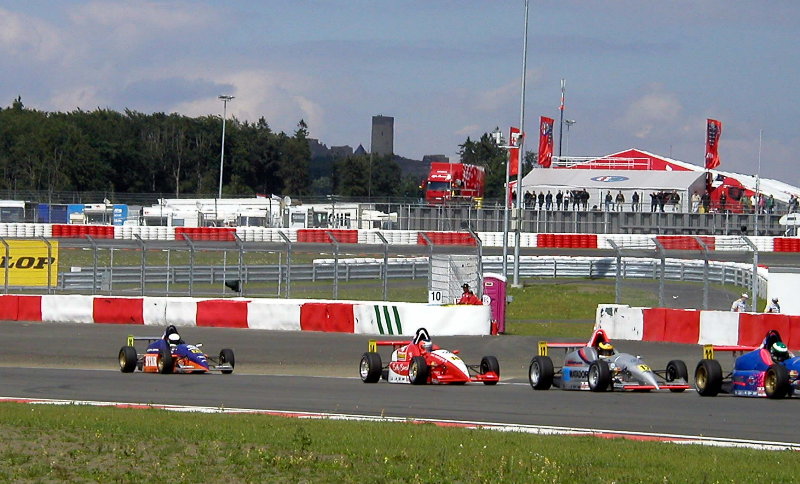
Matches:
[[512, 0, 530, 288]]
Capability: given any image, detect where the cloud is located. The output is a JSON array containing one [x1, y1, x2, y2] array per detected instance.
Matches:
[[618, 85, 683, 139], [0, 7, 62, 61]]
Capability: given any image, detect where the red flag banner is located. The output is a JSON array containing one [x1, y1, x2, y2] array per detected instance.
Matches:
[[538, 116, 555, 168], [509, 126, 522, 176], [705, 118, 722, 169]]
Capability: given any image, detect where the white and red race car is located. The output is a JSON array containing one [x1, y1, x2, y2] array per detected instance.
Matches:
[[359, 327, 500, 385]]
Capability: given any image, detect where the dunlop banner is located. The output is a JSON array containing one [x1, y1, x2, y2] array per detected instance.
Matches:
[[0, 240, 58, 286]]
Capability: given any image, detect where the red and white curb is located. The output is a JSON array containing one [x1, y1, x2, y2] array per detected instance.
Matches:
[[2, 396, 797, 452]]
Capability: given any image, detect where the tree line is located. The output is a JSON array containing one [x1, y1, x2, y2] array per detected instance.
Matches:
[[0, 98, 532, 201]]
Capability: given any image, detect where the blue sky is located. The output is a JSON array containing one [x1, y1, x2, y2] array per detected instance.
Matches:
[[2, 1, 799, 184]]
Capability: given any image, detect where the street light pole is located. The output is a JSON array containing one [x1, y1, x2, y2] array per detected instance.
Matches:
[[564, 119, 576, 158], [512, 0, 530, 287], [755, 129, 763, 236], [218, 95, 235, 200]]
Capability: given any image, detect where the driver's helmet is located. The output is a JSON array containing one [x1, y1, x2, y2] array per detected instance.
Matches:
[[771, 342, 790, 361], [168, 332, 182, 345], [597, 341, 614, 357], [422, 341, 433, 353]]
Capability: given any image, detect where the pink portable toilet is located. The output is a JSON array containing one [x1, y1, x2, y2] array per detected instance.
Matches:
[[482, 273, 507, 334]]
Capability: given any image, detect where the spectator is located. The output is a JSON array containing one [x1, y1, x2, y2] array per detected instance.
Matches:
[[758, 194, 766, 214], [631, 191, 640, 212], [767, 194, 775, 214], [658, 192, 666, 212], [788, 194, 798, 213], [457, 283, 482, 305], [604, 191, 613, 211], [691, 191, 701, 213], [671, 192, 680, 212], [581, 189, 590, 210], [701, 191, 711, 213], [524, 191, 534, 209], [742, 194, 752, 213], [615, 191, 625, 211], [556, 190, 563, 211], [650, 192, 658, 212], [562, 190, 570, 212], [719, 192, 728, 212], [572, 190, 580, 210], [545, 191, 553, 211], [731, 293, 749, 312], [765, 297, 781, 314], [537, 192, 545, 210]]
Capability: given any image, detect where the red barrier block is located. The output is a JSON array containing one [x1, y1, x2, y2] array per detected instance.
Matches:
[[196, 299, 249, 328], [299, 303, 355, 333], [16, 295, 42, 322], [738, 313, 791, 346], [0, 295, 20, 320], [642, 308, 667, 341], [787, 316, 800, 349], [93, 297, 144, 324], [660, 308, 700, 344]]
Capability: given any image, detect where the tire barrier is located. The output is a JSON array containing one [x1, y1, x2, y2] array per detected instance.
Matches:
[[597, 304, 800, 347], [0, 222, 797, 252], [0, 294, 491, 336]]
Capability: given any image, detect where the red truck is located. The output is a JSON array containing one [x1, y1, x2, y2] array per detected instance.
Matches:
[[424, 162, 485, 204]]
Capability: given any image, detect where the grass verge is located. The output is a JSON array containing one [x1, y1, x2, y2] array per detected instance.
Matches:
[[0, 403, 794, 483]]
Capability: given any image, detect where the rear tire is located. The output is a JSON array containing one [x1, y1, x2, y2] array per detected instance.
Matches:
[[219, 348, 235, 374], [360, 352, 382, 383], [480, 356, 500, 385], [694, 359, 722, 396], [765, 364, 790, 399], [666, 359, 688, 393], [157, 346, 174, 374], [588, 360, 611, 392], [118, 346, 137, 373], [408, 356, 429, 385], [528, 356, 554, 390]]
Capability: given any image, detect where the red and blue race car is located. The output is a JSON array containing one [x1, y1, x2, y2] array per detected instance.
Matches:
[[118, 325, 235, 375], [695, 329, 800, 398], [359, 327, 500, 385]]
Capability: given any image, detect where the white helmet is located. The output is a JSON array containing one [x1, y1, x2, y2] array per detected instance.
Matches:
[[168, 333, 181, 344], [423, 341, 433, 352]]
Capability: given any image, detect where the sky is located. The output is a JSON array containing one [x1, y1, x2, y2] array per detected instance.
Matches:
[[2, 1, 799, 185]]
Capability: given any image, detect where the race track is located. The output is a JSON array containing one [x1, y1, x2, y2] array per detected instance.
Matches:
[[1, 321, 797, 444]]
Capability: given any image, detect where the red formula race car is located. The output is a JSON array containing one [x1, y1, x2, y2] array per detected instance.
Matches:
[[359, 327, 500, 385]]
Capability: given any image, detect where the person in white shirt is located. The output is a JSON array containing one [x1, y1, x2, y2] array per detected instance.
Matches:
[[765, 297, 781, 314], [731, 293, 749, 312]]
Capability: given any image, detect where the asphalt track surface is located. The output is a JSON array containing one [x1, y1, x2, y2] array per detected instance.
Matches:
[[2, 321, 798, 444]]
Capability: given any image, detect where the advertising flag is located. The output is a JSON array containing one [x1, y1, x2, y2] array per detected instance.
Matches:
[[509, 127, 522, 176], [538, 116, 555, 168], [705, 118, 722, 169]]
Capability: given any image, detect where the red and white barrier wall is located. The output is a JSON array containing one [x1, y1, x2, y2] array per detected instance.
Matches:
[[0, 223, 798, 252], [0, 294, 491, 336], [596, 304, 800, 347]]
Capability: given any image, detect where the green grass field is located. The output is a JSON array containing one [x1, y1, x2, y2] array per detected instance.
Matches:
[[1, 404, 796, 483]]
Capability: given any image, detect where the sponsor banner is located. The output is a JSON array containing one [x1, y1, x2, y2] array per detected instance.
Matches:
[[538, 117, 554, 168], [0, 240, 58, 287], [509, 127, 523, 176], [705, 118, 722, 169]]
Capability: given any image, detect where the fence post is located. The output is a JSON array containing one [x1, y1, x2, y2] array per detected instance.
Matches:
[[1, 238, 8, 294], [375, 231, 389, 301], [86, 235, 98, 295], [40, 237, 54, 295], [742, 236, 759, 311], [133, 234, 146, 296], [325, 231, 340, 300], [277, 231, 292, 299], [693, 236, 711, 310], [652, 238, 666, 307], [608, 239, 622, 305]]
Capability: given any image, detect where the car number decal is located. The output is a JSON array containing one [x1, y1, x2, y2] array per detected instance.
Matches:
[[638, 364, 651, 372]]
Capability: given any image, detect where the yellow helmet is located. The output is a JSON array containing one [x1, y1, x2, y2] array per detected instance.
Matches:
[[598, 342, 614, 356]]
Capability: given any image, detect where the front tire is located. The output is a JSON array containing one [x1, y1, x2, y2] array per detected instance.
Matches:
[[480, 356, 500, 385], [765, 364, 790, 399], [408, 356, 429, 385], [360, 352, 382, 383], [219, 348, 235, 374], [157, 346, 174, 374], [694, 359, 722, 396], [529, 356, 554, 390], [118, 346, 137, 373], [588, 360, 611, 392], [666, 359, 688, 393]]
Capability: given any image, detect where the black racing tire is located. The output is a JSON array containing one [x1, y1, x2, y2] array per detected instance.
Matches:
[[219, 348, 235, 374], [666, 359, 689, 393], [765, 364, 790, 399], [408, 356, 429, 385], [480, 356, 500, 385], [157, 346, 174, 374], [588, 359, 611, 392], [118, 346, 137, 373], [528, 356, 554, 390], [694, 359, 722, 396], [359, 352, 382, 383]]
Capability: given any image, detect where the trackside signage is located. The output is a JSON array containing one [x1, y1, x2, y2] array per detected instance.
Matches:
[[0, 240, 58, 286]]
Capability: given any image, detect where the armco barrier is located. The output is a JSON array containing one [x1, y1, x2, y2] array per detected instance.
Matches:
[[0, 294, 491, 336], [597, 304, 800, 346]]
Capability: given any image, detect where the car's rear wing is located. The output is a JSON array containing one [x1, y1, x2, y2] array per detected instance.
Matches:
[[537, 341, 582, 357], [126, 335, 163, 346], [702, 344, 759, 360], [368, 339, 411, 352]]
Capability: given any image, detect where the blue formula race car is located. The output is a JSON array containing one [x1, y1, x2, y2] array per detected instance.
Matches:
[[118, 325, 235, 374], [695, 329, 800, 398]]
